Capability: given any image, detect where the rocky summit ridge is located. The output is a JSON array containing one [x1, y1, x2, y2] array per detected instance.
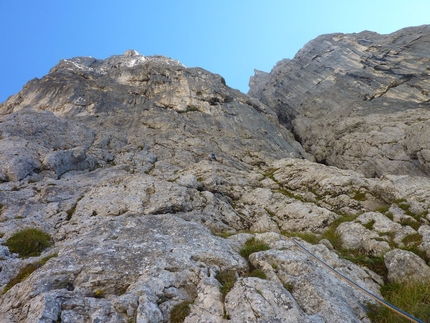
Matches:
[[0, 26, 430, 323]]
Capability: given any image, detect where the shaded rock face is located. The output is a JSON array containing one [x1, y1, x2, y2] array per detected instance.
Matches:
[[0, 35, 430, 322], [249, 25, 430, 177]]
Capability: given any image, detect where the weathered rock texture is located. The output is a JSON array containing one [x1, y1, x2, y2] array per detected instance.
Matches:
[[1, 26, 430, 322], [250, 25, 430, 177]]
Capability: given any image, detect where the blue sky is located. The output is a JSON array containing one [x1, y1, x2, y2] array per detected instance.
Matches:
[[1, 0, 429, 103]]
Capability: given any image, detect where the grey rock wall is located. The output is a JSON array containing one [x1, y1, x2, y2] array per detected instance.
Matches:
[[0, 39, 429, 322], [249, 25, 430, 177]]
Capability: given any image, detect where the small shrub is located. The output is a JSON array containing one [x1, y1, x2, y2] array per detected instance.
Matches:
[[170, 301, 192, 323], [239, 238, 270, 259], [216, 270, 236, 300], [4, 228, 52, 258]]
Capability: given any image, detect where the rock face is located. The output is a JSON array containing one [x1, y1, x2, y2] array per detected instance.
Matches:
[[0, 30, 430, 322], [0, 52, 309, 183], [249, 25, 430, 177]]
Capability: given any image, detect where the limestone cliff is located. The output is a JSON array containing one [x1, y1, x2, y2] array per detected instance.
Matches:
[[0, 29, 429, 323], [249, 25, 430, 178]]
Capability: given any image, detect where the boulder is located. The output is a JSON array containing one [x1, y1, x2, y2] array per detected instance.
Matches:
[[384, 249, 430, 283]]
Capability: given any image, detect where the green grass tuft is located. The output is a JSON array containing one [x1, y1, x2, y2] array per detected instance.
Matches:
[[239, 238, 270, 259], [367, 280, 430, 322], [320, 214, 358, 250], [283, 282, 294, 292], [353, 191, 367, 201], [400, 218, 420, 231], [3, 263, 39, 294], [363, 219, 376, 230], [249, 269, 266, 279], [170, 301, 192, 323], [216, 270, 236, 300], [3, 228, 52, 258], [2, 253, 57, 294], [401, 233, 422, 246], [262, 168, 279, 181], [375, 205, 391, 214], [344, 253, 387, 278]]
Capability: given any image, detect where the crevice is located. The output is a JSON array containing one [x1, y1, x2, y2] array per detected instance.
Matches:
[[363, 74, 415, 101]]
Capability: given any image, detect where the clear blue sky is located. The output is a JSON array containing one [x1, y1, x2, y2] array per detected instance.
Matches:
[[1, 0, 429, 103]]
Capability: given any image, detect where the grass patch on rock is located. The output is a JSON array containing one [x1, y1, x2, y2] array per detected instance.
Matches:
[[170, 300, 192, 323], [366, 280, 430, 323], [363, 219, 376, 230], [352, 191, 367, 201], [375, 204, 391, 214], [282, 231, 321, 245], [239, 237, 271, 281], [239, 237, 270, 259], [262, 168, 279, 181], [401, 233, 422, 246], [320, 214, 358, 250], [215, 270, 236, 300], [3, 263, 39, 294], [2, 253, 57, 294], [344, 252, 387, 278], [399, 218, 420, 231], [248, 269, 267, 279], [3, 228, 52, 258]]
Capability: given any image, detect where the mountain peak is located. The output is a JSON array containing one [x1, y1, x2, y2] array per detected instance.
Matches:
[[1, 25, 429, 323]]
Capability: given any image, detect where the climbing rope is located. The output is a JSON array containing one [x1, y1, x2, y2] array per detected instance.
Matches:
[[291, 238, 424, 323], [214, 172, 423, 322]]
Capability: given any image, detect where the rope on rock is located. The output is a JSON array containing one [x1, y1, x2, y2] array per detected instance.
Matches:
[[214, 174, 421, 322], [291, 238, 424, 323]]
